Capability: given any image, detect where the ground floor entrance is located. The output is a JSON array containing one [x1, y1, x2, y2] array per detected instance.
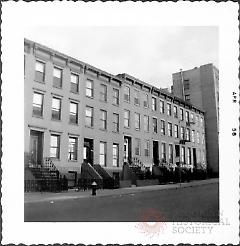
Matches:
[[29, 130, 43, 166], [83, 138, 94, 165], [124, 136, 132, 163], [153, 140, 159, 165]]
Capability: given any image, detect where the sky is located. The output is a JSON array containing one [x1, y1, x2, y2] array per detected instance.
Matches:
[[25, 26, 218, 89]]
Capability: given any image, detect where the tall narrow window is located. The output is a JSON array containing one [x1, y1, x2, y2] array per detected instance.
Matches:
[[202, 133, 205, 145], [86, 79, 94, 98], [70, 73, 79, 93], [32, 92, 43, 117], [152, 97, 157, 111], [200, 117, 204, 127], [100, 84, 107, 102], [124, 86, 130, 102], [186, 128, 190, 141], [144, 140, 150, 157], [159, 100, 164, 114], [180, 108, 184, 121], [52, 97, 61, 120], [135, 138, 141, 156], [143, 94, 148, 108], [190, 112, 194, 123], [134, 90, 140, 106], [185, 111, 190, 123], [69, 102, 78, 124], [112, 143, 119, 167], [68, 137, 78, 161], [113, 88, 119, 105], [161, 120, 165, 135], [134, 113, 140, 130], [197, 131, 200, 143], [153, 118, 157, 133], [191, 130, 195, 143], [167, 103, 172, 116], [35, 60, 45, 82], [113, 113, 119, 132], [169, 144, 173, 164], [168, 122, 172, 137], [196, 115, 199, 126], [85, 106, 93, 127], [184, 80, 190, 90], [99, 142, 107, 166], [50, 134, 60, 159], [100, 110, 107, 130], [187, 147, 191, 165], [53, 67, 62, 88], [161, 142, 166, 162], [173, 106, 178, 118], [124, 110, 130, 128], [143, 115, 149, 132], [174, 124, 179, 138], [181, 146, 185, 163], [180, 126, 185, 139]]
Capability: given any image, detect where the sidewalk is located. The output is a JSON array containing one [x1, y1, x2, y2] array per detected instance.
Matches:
[[25, 178, 218, 204]]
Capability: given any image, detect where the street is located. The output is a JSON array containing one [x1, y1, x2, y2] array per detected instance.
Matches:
[[25, 182, 218, 222]]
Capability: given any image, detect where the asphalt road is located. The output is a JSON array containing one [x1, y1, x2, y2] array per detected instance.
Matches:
[[25, 182, 219, 222]]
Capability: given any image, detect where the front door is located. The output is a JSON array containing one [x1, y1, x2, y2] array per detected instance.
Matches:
[[153, 141, 159, 165], [83, 138, 94, 165], [175, 144, 180, 165], [30, 130, 43, 166], [193, 148, 197, 167], [124, 136, 131, 163]]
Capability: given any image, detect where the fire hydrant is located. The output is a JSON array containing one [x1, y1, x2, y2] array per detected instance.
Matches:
[[91, 181, 97, 196]]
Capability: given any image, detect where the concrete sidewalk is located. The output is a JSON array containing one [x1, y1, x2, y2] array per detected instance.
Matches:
[[25, 178, 218, 204]]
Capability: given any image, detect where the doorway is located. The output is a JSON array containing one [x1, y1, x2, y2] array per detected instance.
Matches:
[[193, 148, 197, 167], [83, 138, 94, 165], [175, 144, 180, 165], [124, 136, 132, 163], [153, 140, 159, 165], [30, 130, 43, 166]]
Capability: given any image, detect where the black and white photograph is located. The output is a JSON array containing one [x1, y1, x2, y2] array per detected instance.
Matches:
[[1, 1, 239, 245]]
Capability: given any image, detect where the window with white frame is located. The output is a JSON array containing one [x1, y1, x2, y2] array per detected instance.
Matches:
[[99, 142, 107, 166], [202, 133, 205, 145], [143, 94, 148, 108], [180, 126, 185, 139], [53, 67, 62, 88], [86, 79, 94, 98], [52, 97, 61, 120], [144, 140, 150, 157], [134, 113, 140, 130], [113, 113, 119, 132], [112, 143, 119, 167], [152, 97, 157, 111], [190, 112, 194, 123], [32, 92, 43, 117], [174, 124, 179, 138], [167, 103, 172, 116], [100, 84, 107, 102], [161, 120, 165, 135], [124, 86, 130, 102], [50, 134, 60, 159], [169, 144, 173, 163], [134, 90, 140, 106], [68, 136, 78, 161], [153, 117, 157, 133], [186, 128, 190, 141], [161, 142, 166, 162], [181, 146, 185, 163], [135, 138, 141, 156], [197, 131, 200, 143], [100, 110, 107, 130], [70, 73, 79, 93], [85, 106, 93, 127], [159, 100, 164, 114], [168, 122, 172, 137], [143, 115, 149, 132], [113, 88, 119, 105], [173, 105, 178, 118], [69, 101, 78, 124], [124, 110, 130, 128], [35, 60, 45, 82], [191, 130, 195, 143], [180, 108, 184, 121], [185, 111, 190, 123]]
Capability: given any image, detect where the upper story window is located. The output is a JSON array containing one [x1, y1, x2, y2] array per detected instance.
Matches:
[[85, 106, 94, 127], [52, 97, 61, 121], [113, 113, 119, 133], [135, 138, 141, 156], [35, 60, 45, 82], [86, 79, 94, 98], [152, 97, 157, 111], [68, 137, 78, 161], [124, 86, 130, 102], [184, 80, 190, 90], [112, 143, 119, 167], [134, 90, 140, 106], [69, 101, 78, 124], [191, 130, 195, 143], [32, 92, 43, 117], [173, 106, 178, 118], [185, 111, 190, 123], [153, 117, 158, 133], [160, 100, 164, 114], [143, 94, 148, 108], [202, 133, 205, 145], [161, 142, 166, 162], [168, 122, 172, 137], [186, 128, 190, 141], [124, 110, 130, 128], [100, 84, 107, 102], [144, 140, 150, 157], [174, 124, 179, 138], [196, 115, 199, 126], [143, 115, 149, 132], [70, 73, 79, 93], [100, 110, 107, 130], [99, 142, 107, 166], [200, 117, 204, 128], [180, 108, 184, 121], [190, 112, 194, 123], [180, 126, 185, 139], [197, 131, 200, 143], [113, 88, 119, 105], [134, 113, 140, 131], [167, 103, 172, 116], [185, 94, 190, 101], [53, 67, 63, 88], [160, 120, 165, 135], [50, 134, 60, 159]]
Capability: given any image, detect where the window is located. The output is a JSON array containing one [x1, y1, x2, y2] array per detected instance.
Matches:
[[173, 106, 178, 118], [184, 80, 190, 90], [100, 110, 107, 130], [50, 134, 60, 159], [187, 147, 191, 165], [100, 84, 107, 102], [135, 138, 141, 156], [159, 100, 164, 114], [124, 86, 130, 102], [167, 103, 172, 116], [197, 132, 200, 143], [180, 108, 184, 121], [185, 94, 190, 101], [143, 115, 149, 132], [70, 73, 79, 93], [134, 90, 140, 106], [202, 133, 205, 145], [169, 144, 173, 164], [190, 112, 194, 123], [32, 92, 43, 117], [161, 142, 166, 162], [168, 122, 172, 137], [174, 124, 179, 138], [181, 146, 185, 163], [185, 111, 190, 123], [68, 137, 78, 161], [52, 97, 61, 120], [180, 126, 185, 139], [161, 120, 165, 135], [200, 117, 204, 127], [144, 140, 150, 157], [85, 106, 93, 127], [86, 79, 94, 98], [113, 113, 119, 132], [99, 142, 107, 166], [152, 97, 157, 111], [191, 130, 195, 143], [143, 94, 148, 108], [186, 128, 190, 141], [69, 102, 78, 124], [134, 113, 140, 130], [124, 110, 130, 128], [112, 143, 119, 167], [153, 118, 157, 133], [35, 60, 45, 82], [196, 115, 199, 126], [113, 88, 119, 105], [53, 67, 62, 88]]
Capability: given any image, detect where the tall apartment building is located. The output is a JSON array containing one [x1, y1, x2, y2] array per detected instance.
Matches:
[[172, 64, 219, 175], [24, 39, 207, 185]]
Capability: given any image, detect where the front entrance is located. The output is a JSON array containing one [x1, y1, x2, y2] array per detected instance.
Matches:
[[83, 138, 94, 165], [30, 130, 43, 166], [124, 136, 132, 163], [175, 144, 180, 165], [153, 140, 159, 165], [193, 148, 197, 167]]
